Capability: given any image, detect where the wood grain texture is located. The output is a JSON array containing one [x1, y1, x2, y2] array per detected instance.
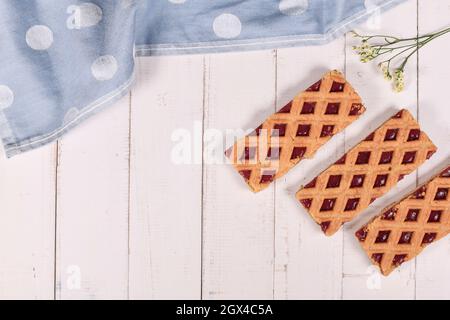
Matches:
[[0, 145, 56, 299], [342, 0, 418, 300], [55, 95, 130, 299], [1, 0, 450, 300], [202, 51, 276, 299], [129, 56, 203, 299]]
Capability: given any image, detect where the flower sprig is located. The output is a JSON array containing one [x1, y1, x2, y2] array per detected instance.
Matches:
[[351, 27, 450, 92]]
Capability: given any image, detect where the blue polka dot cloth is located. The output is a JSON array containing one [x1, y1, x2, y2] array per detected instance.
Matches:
[[0, 0, 406, 157]]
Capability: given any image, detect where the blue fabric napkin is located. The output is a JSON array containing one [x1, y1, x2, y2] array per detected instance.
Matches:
[[0, 0, 406, 157]]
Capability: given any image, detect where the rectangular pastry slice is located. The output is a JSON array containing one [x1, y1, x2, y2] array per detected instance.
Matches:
[[296, 109, 437, 236], [226, 70, 366, 192], [355, 166, 450, 276]]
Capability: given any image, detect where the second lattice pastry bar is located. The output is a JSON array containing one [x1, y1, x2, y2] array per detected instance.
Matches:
[[296, 109, 437, 236]]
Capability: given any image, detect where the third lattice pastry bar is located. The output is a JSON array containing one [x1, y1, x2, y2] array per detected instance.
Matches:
[[296, 109, 437, 236], [355, 166, 450, 276]]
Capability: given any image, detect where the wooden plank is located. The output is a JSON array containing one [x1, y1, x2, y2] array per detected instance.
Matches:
[[128, 56, 203, 299], [342, 0, 418, 299], [273, 41, 346, 299], [415, 0, 450, 300], [0, 145, 56, 299], [55, 95, 130, 299], [202, 51, 276, 299]]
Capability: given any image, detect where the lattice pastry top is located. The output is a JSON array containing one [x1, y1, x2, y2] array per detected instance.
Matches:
[[356, 166, 450, 276], [226, 70, 365, 192], [296, 109, 437, 236]]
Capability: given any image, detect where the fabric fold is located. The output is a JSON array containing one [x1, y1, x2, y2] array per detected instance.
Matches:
[[0, 0, 408, 157]]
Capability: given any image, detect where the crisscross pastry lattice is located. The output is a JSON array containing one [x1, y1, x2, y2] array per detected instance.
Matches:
[[356, 166, 450, 276], [226, 70, 365, 192], [296, 109, 437, 236]]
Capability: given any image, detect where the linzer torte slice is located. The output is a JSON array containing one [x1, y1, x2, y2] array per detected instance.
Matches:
[[296, 109, 437, 236], [226, 70, 366, 192]]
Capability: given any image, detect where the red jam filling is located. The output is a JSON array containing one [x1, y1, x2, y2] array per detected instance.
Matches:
[[381, 208, 397, 221], [325, 103, 340, 115], [300, 198, 312, 209], [300, 102, 316, 114], [392, 110, 403, 119], [239, 170, 252, 182], [355, 228, 368, 242], [410, 186, 426, 199], [330, 81, 345, 92], [375, 230, 390, 243], [398, 232, 413, 244], [349, 103, 364, 116], [384, 128, 399, 141], [407, 129, 421, 141], [290, 147, 307, 160], [392, 254, 407, 266], [427, 210, 442, 223], [350, 174, 365, 188], [277, 101, 292, 114], [320, 221, 331, 233], [272, 123, 287, 137], [364, 132, 375, 141], [335, 155, 346, 165], [306, 80, 321, 92], [440, 167, 450, 178], [405, 209, 420, 222], [402, 151, 417, 164], [372, 253, 384, 264], [434, 188, 448, 201], [304, 178, 317, 188], [373, 174, 389, 188], [320, 198, 336, 212], [422, 233, 437, 245], [320, 125, 334, 137], [355, 151, 371, 165], [296, 124, 311, 137], [344, 198, 360, 211], [326, 175, 342, 188], [379, 151, 394, 164]]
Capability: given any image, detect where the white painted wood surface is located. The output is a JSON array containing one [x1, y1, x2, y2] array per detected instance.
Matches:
[[0, 0, 449, 300]]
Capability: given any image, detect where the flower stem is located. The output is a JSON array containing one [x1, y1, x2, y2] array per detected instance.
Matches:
[[352, 26, 450, 91]]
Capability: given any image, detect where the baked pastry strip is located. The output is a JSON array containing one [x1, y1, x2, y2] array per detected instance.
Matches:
[[226, 70, 365, 192], [296, 109, 437, 236], [355, 166, 450, 276]]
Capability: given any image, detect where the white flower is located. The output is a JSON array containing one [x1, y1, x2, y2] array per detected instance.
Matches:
[[379, 63, 392, 81], [393, 69, 405, 92], [353, 41, 377, 63]]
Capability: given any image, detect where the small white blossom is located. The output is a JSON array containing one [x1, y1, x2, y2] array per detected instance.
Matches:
[[393, 69, 405, 92], [353, 41, 377, 63], [379, 63, 392, 81]]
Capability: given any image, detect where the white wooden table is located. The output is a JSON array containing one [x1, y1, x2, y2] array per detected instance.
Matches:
[[0, 1, 449, 300]]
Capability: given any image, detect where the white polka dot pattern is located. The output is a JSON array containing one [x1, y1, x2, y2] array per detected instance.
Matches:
[[279, 0, 309, 16], [91, 55, 118, 81], [213, 13, 242, 39], [26, 25, 54, 50], [0, 85, 14, 109]]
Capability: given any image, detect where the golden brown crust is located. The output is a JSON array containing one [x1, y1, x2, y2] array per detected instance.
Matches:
[[296, 109, 437, 236], [355, 165, 450, 276], [226, 70, 366, 192]]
